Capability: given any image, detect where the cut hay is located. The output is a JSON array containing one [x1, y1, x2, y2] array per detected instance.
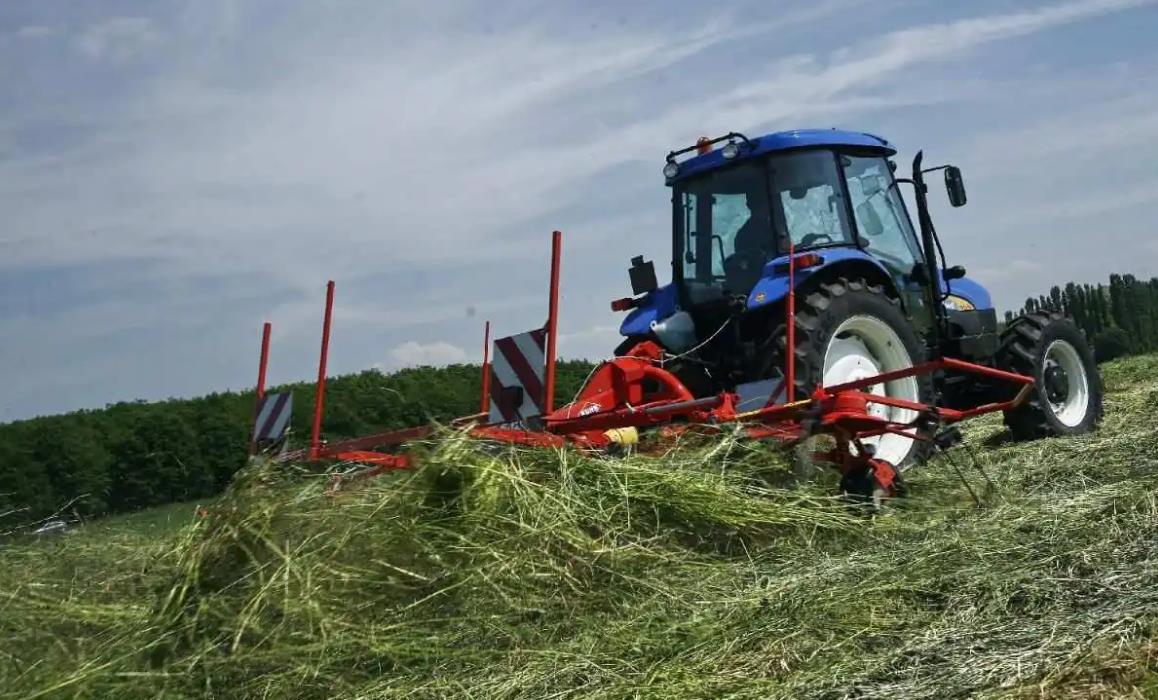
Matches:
[[3, 356, 1158, 699]]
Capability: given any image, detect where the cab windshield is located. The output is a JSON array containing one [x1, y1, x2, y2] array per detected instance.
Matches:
[[675, 150, 855, 295]]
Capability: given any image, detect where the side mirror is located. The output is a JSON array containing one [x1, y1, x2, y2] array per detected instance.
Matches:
[[944, 265, 967, 281], [945, 166, 967, 207], [855, 201, 885, 238], [629, 255, 658, 295], [861, 174, 884, 197]]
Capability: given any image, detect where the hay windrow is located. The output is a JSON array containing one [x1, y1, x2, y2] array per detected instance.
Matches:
[[3, 355, 1158, 699]]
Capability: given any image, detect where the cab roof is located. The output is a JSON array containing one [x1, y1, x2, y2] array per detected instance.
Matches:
[[666, 128, 896, 184]]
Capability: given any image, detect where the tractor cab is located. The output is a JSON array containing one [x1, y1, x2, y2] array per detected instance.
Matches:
[[669, 132, 926, 314]]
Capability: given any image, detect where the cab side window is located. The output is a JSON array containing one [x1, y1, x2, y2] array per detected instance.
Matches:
[[842, 155, 922, 275]]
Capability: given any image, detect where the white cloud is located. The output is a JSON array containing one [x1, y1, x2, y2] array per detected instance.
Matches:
[[17, 26, 58, 39], [557, 324, 621, 359], [693, 0, 1157, 131], [386, 341, 468, 369], [3, 0, 1158, 417], [74, 17, 160, 64], [13, 0, 1145, 278], [969, 259, 1045, 287]]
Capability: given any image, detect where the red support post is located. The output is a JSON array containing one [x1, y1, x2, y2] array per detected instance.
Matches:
[[310, 281, 335, 461], [544, 230, 562, 414], [256, 322, 271, 402], [480, 320, 492, 414], [250, 321, 272, 455], [785, 241, 796, 403]]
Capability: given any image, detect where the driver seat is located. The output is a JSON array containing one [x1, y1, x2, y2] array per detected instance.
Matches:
[[724, 203, 773, 295]]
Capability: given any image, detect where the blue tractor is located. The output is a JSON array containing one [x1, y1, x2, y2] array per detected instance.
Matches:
[[613, 129, 1103, 468]]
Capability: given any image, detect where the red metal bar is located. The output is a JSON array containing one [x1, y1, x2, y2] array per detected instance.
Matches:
[[472, 426, 568, 448], [939, 357, 1035, 385], [825, 357, 1033, 396], [835, 389, 1033, 424], [743, 423, 803, 441], [786, 241, 796, 403], [742, 357, 1034, 429], [480, 320, 492, 414], [824, 360, 940, 394], [310, 281, 336, 461], [256, 322, 271, 402], [736, 403, 810, 428], [544, 231, 562, 414], [546, 395, 724, 434], [951, 384, 1035, 419], [317, 425, 434, 456], [250, 321, 272, 455], [840, 390, 938, 414], [314, 412, 487, 461], [330, 451, 412, 470]]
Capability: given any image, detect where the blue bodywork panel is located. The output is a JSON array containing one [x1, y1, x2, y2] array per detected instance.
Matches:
[[620, 283, 678, 337], [667, 129, 895, 183], [746, 248, 895, 311], [943, 274, 992, 310], [618, 256, 995, 339], [619, 250, 895, 339]]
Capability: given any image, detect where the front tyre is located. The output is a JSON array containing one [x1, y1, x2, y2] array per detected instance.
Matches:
[[788, 278, 934, 470], [997, 312, 1103, 439]]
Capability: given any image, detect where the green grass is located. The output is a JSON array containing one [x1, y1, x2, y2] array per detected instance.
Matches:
[[2, 356, 1157, 699]]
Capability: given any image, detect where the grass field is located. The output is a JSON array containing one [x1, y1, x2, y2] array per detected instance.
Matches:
[[2, 355, 1157, 699]]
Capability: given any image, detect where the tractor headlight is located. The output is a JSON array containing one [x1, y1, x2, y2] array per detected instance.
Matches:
[[942, 295, 976, 312], [663, 161, 680, 179]]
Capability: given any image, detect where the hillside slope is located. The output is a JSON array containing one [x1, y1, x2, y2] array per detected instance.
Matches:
[[2, 356, 1156, 699]]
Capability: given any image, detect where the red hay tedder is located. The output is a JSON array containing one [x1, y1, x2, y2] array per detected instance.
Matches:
[[250, 230, 1036, 505]]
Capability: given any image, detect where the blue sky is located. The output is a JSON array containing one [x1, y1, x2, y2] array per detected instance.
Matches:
[[2, 0, 1157, 421]]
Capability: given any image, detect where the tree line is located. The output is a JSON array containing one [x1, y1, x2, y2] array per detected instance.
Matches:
[[1005, 273, 1158, 362], [0, 361, 595, 525]]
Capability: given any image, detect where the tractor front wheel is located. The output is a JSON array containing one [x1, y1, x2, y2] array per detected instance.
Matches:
[[997, 312, 1103, 439]]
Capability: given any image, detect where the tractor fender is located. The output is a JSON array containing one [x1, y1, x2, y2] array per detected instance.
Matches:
[[619, 283, 678, 337], [746, 248, 901, 311]]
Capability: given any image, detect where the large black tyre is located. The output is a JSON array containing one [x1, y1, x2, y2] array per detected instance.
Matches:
[[997, 312, 1103, 439], [786, 278, 935, 471]]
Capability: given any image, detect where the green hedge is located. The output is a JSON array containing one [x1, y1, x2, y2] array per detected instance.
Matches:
[[0, 361, 595, 523]]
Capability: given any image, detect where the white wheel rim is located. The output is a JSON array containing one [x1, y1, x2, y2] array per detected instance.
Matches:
[[823, 315, 920, 467], [1043, 340, 1090, 427]]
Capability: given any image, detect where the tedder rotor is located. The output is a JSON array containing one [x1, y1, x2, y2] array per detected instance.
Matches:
[[249, 128, 1103, 504]]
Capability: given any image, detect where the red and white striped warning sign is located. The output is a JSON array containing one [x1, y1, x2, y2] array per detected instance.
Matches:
[[253, 391, 293, 443], [488, 328, 547, 425]]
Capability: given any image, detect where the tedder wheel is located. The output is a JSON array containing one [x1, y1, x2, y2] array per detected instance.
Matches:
[[784, 278, 935, 474], [997, 312, 1103, 439]]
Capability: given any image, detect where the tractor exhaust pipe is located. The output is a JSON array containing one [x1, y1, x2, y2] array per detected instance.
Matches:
[[911, 151, 947, 359]]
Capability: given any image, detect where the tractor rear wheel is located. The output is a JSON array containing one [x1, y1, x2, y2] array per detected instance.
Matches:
[[997, 312, 1102, 439], [785, 278, 935, 471]]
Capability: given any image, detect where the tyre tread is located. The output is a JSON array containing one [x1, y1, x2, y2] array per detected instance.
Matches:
[[997, 311, 1103, 439], [785, 277, 935, 469]]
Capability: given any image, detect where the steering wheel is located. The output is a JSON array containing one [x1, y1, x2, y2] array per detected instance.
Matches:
[[799, 233, 834, 248], [723, 249, 767, 293]]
